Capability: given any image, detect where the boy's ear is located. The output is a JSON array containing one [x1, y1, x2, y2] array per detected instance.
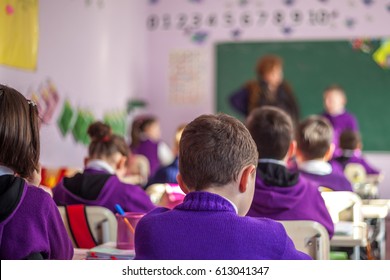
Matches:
[[287, 140, 297, 160], [84, 157, 89, 168], [177, 173, 190, 194], [116, 156, 127, 171], [239, 165, 256, 193], [324, 143, 335, 161]]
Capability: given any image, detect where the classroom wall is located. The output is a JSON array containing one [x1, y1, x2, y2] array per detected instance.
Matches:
[[0, 0, 148, 168]]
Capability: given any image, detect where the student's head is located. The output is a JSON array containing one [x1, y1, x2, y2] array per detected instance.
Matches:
[[340, 130, 361, 151], [130, 115, 160, 148], [87, 122, 129, 176], [173, 123, 187, 155], [323, 85, 347, 115], [177, 114, 258, 216], [256, 54, 284, 88], [246, 106, 295, 161], [296, 116, 334, 162], [0, 84, 40, 179]]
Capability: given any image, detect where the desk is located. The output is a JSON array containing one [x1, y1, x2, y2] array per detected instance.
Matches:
[[330, 222, 367, 260]]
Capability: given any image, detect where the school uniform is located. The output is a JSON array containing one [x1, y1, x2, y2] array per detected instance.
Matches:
[[146, 157, 179, 188], [322, 111, 359, 155], [0, 166, 73, 260], [132, 139, 173, 178], [134, 191, 311, 260], [53, 160, 155, 213], [333, 150, 380, 175], [299, 160, 353, 192], [247, 160, 334, 238]]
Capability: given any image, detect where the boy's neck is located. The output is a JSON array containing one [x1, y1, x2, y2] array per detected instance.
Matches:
[[202, 185, 239, 214]]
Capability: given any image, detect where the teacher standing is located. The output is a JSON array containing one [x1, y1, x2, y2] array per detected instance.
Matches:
[[230, 54, 300, 125]]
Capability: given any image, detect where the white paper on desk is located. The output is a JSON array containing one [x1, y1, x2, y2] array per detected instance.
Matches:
[[334, 221, 354, 235]]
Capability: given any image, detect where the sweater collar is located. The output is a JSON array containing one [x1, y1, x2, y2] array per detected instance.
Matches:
[[175, 192, 237, 213], [257, 161, 299, 187], [0, 165, 15, 176], [86, 160, 115, 174], [299, 160, 332, 175]]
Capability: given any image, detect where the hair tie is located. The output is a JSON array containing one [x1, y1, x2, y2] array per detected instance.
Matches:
[[102, 135, 110, 142]]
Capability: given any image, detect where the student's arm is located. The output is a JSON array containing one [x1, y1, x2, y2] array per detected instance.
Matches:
[[44, 195, 74, 259]]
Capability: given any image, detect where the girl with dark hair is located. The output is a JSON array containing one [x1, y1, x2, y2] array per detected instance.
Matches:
[[0, 84, 73, 259], [53, 122, 155, 213]]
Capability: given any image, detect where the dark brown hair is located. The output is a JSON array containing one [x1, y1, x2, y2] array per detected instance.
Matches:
[[256, 54, 283, 77], [179, 113, 258, 190], [297, 116, 333, 160], [246, 106, 294, 160], [88, 122, 129, 159], [130, 115, 158, 149], [340, 130, 360, 150], [0, 84, 40, 178]]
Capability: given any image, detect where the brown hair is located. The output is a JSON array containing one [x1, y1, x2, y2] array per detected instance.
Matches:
[[297, 116, 333, 160], [0, 84, 40, 178], [174, 123, 187, 150], [88, 122, 129, 159], [256, 54, 283, 77], [179, 113, 258, 190], [340, 130, 360, 150], [246, 106, 294, 160], [130, 115, 158, 149], [323, 84, 346, 98]]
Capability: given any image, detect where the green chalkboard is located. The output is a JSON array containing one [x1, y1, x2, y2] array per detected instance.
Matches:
[[216, 40, 390, 151]]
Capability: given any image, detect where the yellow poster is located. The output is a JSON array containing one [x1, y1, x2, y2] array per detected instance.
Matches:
[[0, 0, 39, 70]]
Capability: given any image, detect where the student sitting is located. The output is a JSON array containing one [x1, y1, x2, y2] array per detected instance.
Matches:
[[297, 116, 353, 192], [146, 124, 186, 187], [333, 130, 380, 175], [53, 122, 155, 213], [321, 85, 359, 157], [0, 84, 73, 259], [246, 107, 334, 238], [134, 113, 311, 260], [130, 115, 174, 178]]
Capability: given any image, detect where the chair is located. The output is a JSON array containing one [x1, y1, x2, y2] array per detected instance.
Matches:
[[344, 163, 378, 199], [279, 220, 330, 260], [321, 191, 368, 259], [58, 205, 117, 249]]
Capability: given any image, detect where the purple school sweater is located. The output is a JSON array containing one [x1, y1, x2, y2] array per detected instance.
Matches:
[[300, 171, 353, 192], [134, 192, 311, 260], [332, 154, 380, 175], [322, 111, 359, 155], [247, 175, 334, 238], [132, 139, 160, 178], [53, 169, 155, 213], [0, 175, 73, 259]]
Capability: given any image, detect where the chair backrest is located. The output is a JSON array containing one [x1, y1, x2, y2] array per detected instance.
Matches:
[[58, 205, 117, 249], [321, 191, 363, 224], [279, 220, 330, 260], [344, 163, 367, 184]]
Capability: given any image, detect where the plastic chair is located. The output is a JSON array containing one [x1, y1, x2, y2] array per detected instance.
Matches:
[[279, 220, 330, 260], [58, 205, 117, 249]]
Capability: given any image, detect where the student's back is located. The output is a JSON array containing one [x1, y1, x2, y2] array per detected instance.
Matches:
[[53, 122, 155, 213], [297, 116, 353, 192], [136, 192, 307, 260], [245, 107, 334, 238], [135, 113, 310, 260], [0, 84, 73, 259]]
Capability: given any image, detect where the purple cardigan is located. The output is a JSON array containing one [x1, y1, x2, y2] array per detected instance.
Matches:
[[132, 139, 160, 177], [322, 111, 359, 156], [0, 176, 73, 259], [247, 175, 334, 238], [53, 169, 155, 213], [300, 171, 353, 192], [134, 192, 311, 260]]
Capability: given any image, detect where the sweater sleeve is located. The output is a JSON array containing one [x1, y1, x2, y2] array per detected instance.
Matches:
[[44, 195, 74, 259], [229, 87, 250, 116]]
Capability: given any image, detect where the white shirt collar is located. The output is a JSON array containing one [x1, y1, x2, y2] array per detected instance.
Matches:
[[86, 160, 116, 174], [299, 160, 332, 175], [0, 165, 15, 176], [223, 196, 238, 214], [259, 158, 286, 166]]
